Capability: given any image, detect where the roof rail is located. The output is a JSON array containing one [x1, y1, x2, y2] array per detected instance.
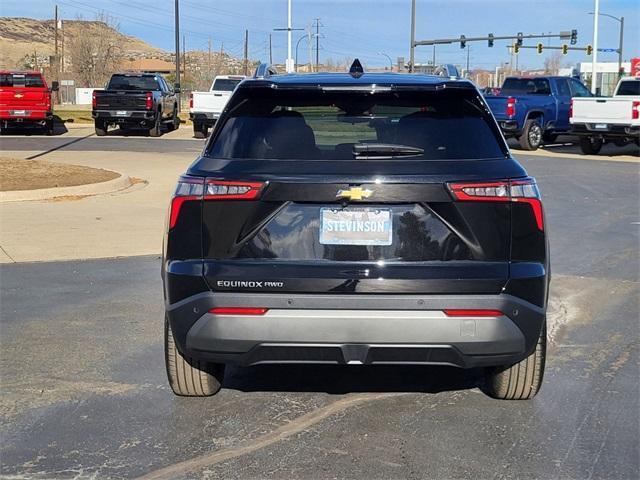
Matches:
[[349, 58, 364, 78], [253, 63, 278, 79]]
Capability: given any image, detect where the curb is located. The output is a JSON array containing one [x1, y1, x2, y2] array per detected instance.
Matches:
[[513, 147, 639, 163], [0, 174, 133, 203]]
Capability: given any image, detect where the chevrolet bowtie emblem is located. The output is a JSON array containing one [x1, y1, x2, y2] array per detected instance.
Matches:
[[14, 93, 24, 98], [336, 186, 373, 201]]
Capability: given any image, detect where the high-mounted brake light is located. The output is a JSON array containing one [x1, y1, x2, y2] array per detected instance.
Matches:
[[506, 96, 516, 118], [168, 176, 204, 229], [444, 309, 504, 317], [448, 178, 544, 230], [632, 101, 640, 120], [209, 307, 269, 315], [92, 91, 97, 110], [189, 92, 194, 110], [145, 92, 153, 110], [204, 180, 264, 200]]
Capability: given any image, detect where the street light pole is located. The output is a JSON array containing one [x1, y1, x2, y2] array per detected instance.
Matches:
[[409, 0, 416, 73], [618, 16, 624, 74], [378, 52, 393, 70], [591, 0, 600, 94], [174, 0, 180, 111], [287, 0, 293, 72]]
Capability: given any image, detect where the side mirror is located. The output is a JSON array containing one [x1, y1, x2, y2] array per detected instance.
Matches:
[[51, 81, 59, 92], [174, 83, 181, 94]]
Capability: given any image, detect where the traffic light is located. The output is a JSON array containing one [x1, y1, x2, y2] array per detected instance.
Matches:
[[586, 44, 593, 55], [561, 44, 569, 55], [488, 33, 494, 47], [516, 32, 523, 46], [570, 29, 578, 45], [513, 43, 520, 55], [460, 35, 466, 49], [536, 43, 544, 55]]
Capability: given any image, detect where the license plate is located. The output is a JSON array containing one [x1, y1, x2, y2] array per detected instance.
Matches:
[[12, 110, 26, 116], [320, 208, 392, 246], [115, 110, 128, 116], [594, 123, 608, 129]]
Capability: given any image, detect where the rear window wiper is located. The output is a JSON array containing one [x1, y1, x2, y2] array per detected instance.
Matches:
[[353, 143, 424, 159]]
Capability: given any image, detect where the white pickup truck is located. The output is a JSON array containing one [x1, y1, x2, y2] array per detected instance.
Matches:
[[570, 76, 640, 154], [189, 75, 245, 138]]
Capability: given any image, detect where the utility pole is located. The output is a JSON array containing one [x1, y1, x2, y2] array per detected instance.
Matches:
[[432, 45, 435, 67], [409, 0, 416, 72], [307, 26, 313, 72], [54, 5, 59, 104], [315, 18, 320, 70], [618, 16, 624, 74], [466, 44, 470, 74], [269, 33, 273, 64], [287, 0, 292, 72], [183, 34, 186, 85], [174, 0, 180, 111], [591, 0, 600, 94], [208, 36, 212, 75], [243, 29, 249, 75]]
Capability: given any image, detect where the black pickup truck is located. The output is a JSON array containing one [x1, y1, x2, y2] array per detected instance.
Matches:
[[92, 73, 179, 137]]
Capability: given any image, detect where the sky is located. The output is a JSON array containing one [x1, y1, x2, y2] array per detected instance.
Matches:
[[2, 0, 638, 70]]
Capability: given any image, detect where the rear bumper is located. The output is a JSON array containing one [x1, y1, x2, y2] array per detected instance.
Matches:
[[92, 110, 155, 124], [498, 120, 521, 137], [189, 112, 219, 124], [0, 110, 52, 124], [571, 123, 640, 138], [167, 292, 545, 368]]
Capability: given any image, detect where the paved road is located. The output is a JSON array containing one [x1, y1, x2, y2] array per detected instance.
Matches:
[[1, 150, 638, 478]]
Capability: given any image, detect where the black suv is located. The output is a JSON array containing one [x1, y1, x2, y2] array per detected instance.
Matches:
[[162, 62, 549, 400]]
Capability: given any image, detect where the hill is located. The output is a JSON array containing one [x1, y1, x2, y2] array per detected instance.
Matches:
[[0, 17, 166, 69]]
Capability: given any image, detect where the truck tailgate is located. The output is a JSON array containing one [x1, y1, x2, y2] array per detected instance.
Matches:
[[191, 91, 232, 113], [571, 97, 635, 124]]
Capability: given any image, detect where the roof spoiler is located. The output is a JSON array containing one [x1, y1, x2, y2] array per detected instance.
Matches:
[[253, 63, 278, 79]]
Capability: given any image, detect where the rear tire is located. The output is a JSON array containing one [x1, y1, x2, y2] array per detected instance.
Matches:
[[579, 136, 603, 155], [193, 122, 207, 139], [94, 120, 107, 136], [165, 317, 224, 396], [148, 111, 162, 137], [518, 119, 543, 151], [45, 119, 54, 136], [167, 106, 179, 131], [483, 322, 546, 400]]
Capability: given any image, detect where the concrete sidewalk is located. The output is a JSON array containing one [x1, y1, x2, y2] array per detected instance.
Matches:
[[0, 137, 197, 263]]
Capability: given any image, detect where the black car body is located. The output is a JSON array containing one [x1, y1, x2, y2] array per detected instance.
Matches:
[[92, 73, 179, 137], [162, 63, 549, 400]]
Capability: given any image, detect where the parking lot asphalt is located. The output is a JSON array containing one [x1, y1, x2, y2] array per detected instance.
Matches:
[[1, 132, 639, 478]]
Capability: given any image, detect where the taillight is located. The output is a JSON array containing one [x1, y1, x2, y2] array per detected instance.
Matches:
[[204, 180, 264, 200], [209, 307, 269, 315], [506, 96, 516, 118], [632, 101, 640, 120], [168, 176, 204, 229], [569, 99, 573, 119], [189, 92, 193, 109], [448, 178, 544, 231], [444, 309, 504, 317], [145, 92, 153, 110], [92, 91, 97, 109], [168, 178, 265, 229]]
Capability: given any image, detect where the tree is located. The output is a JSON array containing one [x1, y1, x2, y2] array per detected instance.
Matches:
[[543, 52, 563, 75], [69, 14, 123, 87]]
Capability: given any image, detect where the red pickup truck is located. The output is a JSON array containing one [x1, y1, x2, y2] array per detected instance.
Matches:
[[0, 71, 58, 135]]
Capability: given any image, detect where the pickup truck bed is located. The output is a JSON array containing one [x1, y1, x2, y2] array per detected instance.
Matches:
[[189, 75, 245, 138]]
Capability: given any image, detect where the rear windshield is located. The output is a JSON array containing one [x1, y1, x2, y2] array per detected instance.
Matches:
[[616, 80, 640, 96], [207, 88, 507, 161], [212, 78, 242, 91], [501, 78, 551, 95], [107, 75, 160, 91], [0, 74, 45, 88]]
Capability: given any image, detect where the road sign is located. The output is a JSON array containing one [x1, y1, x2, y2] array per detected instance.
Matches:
[[600, 48, 617, 52]]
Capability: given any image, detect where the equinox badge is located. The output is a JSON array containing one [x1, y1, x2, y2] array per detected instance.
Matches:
[[336, 186, 373, 201]]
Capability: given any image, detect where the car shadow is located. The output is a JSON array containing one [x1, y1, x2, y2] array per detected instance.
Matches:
[[223, 364, 485, 395], [1, 116, 69, 136]]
